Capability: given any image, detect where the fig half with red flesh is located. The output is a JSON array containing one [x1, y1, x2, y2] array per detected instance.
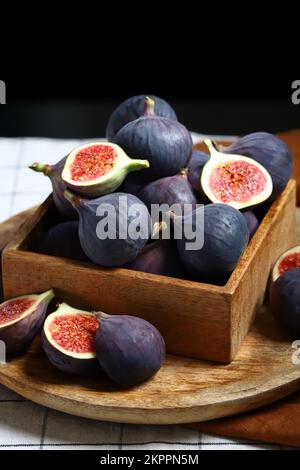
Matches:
[[0, 289, 54, 354], [62, 142, 149, 198], [42, 303, 102, 375], [201, 139, 273, 210], [272, 246, 300, 282]]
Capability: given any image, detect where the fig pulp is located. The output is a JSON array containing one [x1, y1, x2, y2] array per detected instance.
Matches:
[[272, 246, 300, 282], [65, 191, 151, 266], [177, 204, 249, 280], [222, 132, 292, 200], [0, 290, 54, 354], [270, 268, 300, 336], [95, 312, 165, 387], [138, 169, 197, 214], [201, 139, 273, 210], [29, 158, 77, 220], [113, 97, 193, 183], [42, 303, 101, 375], [187, 150, 209, 193], [62, 142, 149, 198], [106, 94, 177, 140], [36, 221, 88, 262]]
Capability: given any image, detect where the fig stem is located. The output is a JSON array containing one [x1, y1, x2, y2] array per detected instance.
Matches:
[[127, 158, 150, 172], [64, 189, 81, 207], [29, 162, 51, 175], [144, 96, 155, 116], [203, 139, 219, 157], [151, 221, 169, 239], [179, 168, 188, 177]]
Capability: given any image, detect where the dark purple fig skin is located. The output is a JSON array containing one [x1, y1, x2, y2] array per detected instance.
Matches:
[[106, 94, 177, 141], [187, 150, 209, 193], [242, 211, 259, 238], [72, 192, 151, 267], [138, 170, 197, 214], [0, 291, 54, 354], [30, 157, 77, 220], [96, 314, 165, 387], [113, 105, 193, 183], [121, 179, 144, 197], [36, 221, 88, 262], [127, 240, 186, 279], [270, 268, 300, 336], [223, 133, 292, 200], [177, 204, 249, 280], [42, 331, 101, 376]]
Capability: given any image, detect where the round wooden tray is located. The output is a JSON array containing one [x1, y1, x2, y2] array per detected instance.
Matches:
[[0, 209, 300, 424]]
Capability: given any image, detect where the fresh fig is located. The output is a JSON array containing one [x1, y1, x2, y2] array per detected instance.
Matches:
[[29, 158, 77, 220], [95, 313, 165, 387], [0, 290, 54, 354], [113, 97, 193, 183], [176, 204, 249, 280], [106, 94, 177, 140], [64, 191, 151, 266], [272, 246, 300, 282], [61, 142, 149, 198], [200, 139, 273, 210], [42, 303, 101, 375], [127, 240, 186, 279], [222, 132, 292, 200], [270, 268, 300, 336], [187, 150, 209, 193], [242, 211, 259, 238], [36, 221, 88, 262]]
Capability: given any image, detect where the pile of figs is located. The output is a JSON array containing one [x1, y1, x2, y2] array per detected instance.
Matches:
[[0, 291, 165, 387], [30, 94, 292, 284]]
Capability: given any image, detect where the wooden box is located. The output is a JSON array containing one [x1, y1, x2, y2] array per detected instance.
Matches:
[[2, 180, 296, 363]]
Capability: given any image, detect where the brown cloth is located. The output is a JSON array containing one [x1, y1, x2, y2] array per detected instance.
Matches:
[[188, 130, 300, 446]]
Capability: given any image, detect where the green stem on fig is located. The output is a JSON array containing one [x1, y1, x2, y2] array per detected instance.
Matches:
[[128, 158, 150, 172], [179, 168, 188, 178], [64, 189, 81, 207], [29, 162, 51, 175], [144, 96, 155, 116], [203, 139, 220, 157]]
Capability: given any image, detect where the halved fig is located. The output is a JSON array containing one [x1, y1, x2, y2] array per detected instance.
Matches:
[[272, 246, 300, 282], [42, 303, 101, 375], [0, 290, 54, 354], [200, 139, 273, 210], [61, 142, 149, 197]]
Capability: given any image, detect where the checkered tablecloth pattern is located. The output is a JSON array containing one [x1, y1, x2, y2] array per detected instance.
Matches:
[[0, 137, 283, 450]]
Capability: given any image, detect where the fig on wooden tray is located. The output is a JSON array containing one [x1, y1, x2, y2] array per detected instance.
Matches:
[[222, 132, 292, 200], [176, 204, 249, 281], [200, 139, 273, 210], [113, 96, 193, 183], [95, 312, 165, 387], [61, 142, 149, 198], [0, 290, 54, 354], [36, 221, 88, 262], [29, 157, 77, 220], [138, 169, 197, 214], [42, 303, 101, 375], [106, 94, 177, 141], [64, 190, 151, 266], [272, 246, 300, 282], [270, 268, 300, 337]]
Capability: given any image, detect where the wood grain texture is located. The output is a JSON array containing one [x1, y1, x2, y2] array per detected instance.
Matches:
[[2, 181, 296, 363], [0, 307, 299, 424]]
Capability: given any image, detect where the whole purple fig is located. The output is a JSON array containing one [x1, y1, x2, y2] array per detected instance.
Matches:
[[242, 211, 259, 238], [138, 169, 197, 215], [222, 133, 292, 200], [29, 158, 77, 220], [95, 313, 165, 387], [106, 94, 177, 140], [65, 191, 151, 267], [113, 97, 192, 183], [187, 150, 209, 193]]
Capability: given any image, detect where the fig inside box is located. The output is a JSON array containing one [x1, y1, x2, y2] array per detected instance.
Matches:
[[2, 180, 296, 363]]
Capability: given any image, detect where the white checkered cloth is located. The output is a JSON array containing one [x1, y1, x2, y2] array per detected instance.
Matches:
[[0, 136, 284, 450]]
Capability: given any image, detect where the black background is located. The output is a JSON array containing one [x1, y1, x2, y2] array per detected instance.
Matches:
[[0, 4, 299, 136]]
